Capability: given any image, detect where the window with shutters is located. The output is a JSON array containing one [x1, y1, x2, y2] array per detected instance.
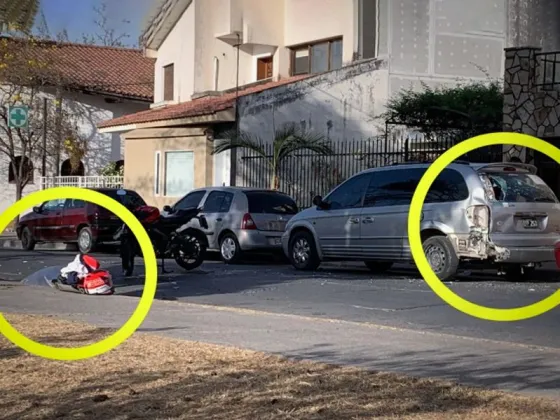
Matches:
[[257, 56, 273, 81], [163, 64, 174, 101]]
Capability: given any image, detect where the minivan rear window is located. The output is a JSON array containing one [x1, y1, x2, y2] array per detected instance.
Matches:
[[97, 189, 147, 209], [481, 172, 559, 203], [245, 191, 298, 214]]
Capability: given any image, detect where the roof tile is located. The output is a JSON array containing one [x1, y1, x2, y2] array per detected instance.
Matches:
[[0, 37, 155, 100], [98, 75, 311, 128]]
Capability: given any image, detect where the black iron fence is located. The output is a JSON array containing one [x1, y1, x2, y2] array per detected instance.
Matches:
[[535, 51, 560, 90], [237, 133, 502, 209]]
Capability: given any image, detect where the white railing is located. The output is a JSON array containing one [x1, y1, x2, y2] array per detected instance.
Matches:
[[40, 176, 124, 189]]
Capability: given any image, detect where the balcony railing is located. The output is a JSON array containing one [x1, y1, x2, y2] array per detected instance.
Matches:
[[535, 51, 560, 90], [40, 176, 124, 190]]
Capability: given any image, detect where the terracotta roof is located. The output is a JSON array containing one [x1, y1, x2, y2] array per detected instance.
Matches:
[[0, 36, 155, 101], [98, 75, 311, 128]]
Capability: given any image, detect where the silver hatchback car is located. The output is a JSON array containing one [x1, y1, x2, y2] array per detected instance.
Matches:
[[282, 161, 560, 281], [166, 187, 298, 263]]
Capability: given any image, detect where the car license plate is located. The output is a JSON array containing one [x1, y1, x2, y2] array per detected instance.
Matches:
[[522, 218, 538, 229], [270, 237, 282, 246]]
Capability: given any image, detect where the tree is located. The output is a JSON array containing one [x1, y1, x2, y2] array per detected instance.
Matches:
[[81, 2, 135, 47], [383, 80, 503, 139], [0, 33, 87, 202], [0, 0, 39, 32], [212, 123, 333, 190]]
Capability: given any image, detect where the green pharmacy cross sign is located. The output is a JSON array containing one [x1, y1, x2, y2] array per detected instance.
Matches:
[[8, 105, 29, 129]]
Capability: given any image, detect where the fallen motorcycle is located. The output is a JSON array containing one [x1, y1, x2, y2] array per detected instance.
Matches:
[[47, 253, 114, 295], [114, 205, 209, 276]]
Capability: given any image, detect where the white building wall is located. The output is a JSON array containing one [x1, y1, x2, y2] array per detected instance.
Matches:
[[153, 2, 196, 103], [0, 90, 149, 216]]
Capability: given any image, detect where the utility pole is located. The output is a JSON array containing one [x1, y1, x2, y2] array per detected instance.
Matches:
[[229, 32, 241, 187], [41, 96, 47, 176]]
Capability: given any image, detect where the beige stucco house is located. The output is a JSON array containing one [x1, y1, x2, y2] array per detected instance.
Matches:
[[98, 0, 558, 207]]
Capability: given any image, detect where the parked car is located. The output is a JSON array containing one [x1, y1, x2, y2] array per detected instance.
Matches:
[[17, 188, 146, 253], [165, 187, 298, 263], [282, 161, 560, 281]]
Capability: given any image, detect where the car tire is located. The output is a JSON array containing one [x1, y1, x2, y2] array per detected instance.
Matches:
[[364, 261, 393, 274], [288, 230, 321, 271], [20, 227, 36, 251], [77, 227, 96, 254], [219, 233, 242, 264], [422, 235, 459, 282], [504, 264, 535, 281]]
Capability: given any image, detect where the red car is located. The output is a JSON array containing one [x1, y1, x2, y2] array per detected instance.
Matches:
[[16, 188, 146, 253]]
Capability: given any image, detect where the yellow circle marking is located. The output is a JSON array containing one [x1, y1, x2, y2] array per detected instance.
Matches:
[[0, 187, 157, 360], [408, 132, 560, 321]]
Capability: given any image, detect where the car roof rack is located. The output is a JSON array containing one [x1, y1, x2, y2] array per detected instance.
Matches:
[[390, 159, 471, 166]]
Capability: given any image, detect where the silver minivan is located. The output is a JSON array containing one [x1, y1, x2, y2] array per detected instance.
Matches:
[[281, 161, 560, 281], [165, 187, 298, 263]]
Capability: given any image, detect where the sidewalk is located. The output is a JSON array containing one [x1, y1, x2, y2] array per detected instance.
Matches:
[[1, 282, 560, 399]]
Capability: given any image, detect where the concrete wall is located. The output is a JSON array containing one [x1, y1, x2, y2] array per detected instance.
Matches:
[[235, 58, 389, 185], [153, 2, 196, 103], [123, 127, 214, 207], [382, 0, 507, 97]]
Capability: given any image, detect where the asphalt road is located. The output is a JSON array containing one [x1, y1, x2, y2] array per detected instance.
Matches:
[[2, 248, 560, 349]]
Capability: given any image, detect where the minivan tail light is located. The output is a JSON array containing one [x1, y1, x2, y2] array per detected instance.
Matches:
[[555, 242, 560, 269], [466, 205, 490, 229], [241, 213, 256, 230]]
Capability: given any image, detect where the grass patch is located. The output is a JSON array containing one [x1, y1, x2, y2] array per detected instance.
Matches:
[[1, 313, 559, 419]]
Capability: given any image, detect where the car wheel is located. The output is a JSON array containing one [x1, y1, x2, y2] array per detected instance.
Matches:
[[504, 264, 536, 281], [364, 261, 393, 274], [77, 227, 95, 254], [422, 235, 459, 282], [219, 233, 242, 264], [288, 230, 321, 271], [20, 227, 36, 251]]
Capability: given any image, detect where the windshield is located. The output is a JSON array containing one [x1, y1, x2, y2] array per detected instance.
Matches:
[[246, 192, 298, 214], [480, 172, 559, 203], [98, 190, 146, 209]]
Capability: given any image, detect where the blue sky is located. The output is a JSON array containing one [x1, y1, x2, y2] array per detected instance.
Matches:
[[39, 0, 155, 46]]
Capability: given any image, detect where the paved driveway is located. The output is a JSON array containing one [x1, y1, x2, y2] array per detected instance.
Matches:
[[2, 249, 560, 349]]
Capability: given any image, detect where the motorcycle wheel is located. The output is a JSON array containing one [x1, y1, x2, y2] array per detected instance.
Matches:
[[174, 234, 207, 271]]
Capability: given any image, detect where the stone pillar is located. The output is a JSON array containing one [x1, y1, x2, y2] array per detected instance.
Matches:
[[503, 46, 541, 162]]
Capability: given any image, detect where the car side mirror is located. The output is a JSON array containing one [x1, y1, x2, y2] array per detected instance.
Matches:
[[312, 195, 329, 210], [32, 206, 41, 213], [162, 205, 172, 213]]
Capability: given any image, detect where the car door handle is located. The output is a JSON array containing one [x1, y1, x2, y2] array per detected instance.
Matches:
[[362, 216, 374, 224], [216, 218, 222, 222], [349, 217, 360, 224]]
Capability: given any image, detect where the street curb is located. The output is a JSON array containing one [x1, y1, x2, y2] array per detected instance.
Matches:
[[0, 237, 77, 251]]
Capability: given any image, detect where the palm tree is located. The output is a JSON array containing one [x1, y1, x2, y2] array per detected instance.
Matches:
[[212, 123, 333, 190], [0, 0, 39, 32]]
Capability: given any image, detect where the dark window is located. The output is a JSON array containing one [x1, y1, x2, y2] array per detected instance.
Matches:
[[65, 199, 85, 209], [290, 37, 343, 76], [324, 173, 371, 210], [220, 192, 234, 212], [203, 191, 226, 213], [163, 63, 174, 101], [481, 172, 558, 203], [8, 156, 34, 184], [363, 168, 469, 207], [246, 192, 298, 214], [174, 190, 206, 210], [97, 189, 146, 209], [60, 159, 84, 176], [42, 199, 65, 212], [257, 56, 273, 80]]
